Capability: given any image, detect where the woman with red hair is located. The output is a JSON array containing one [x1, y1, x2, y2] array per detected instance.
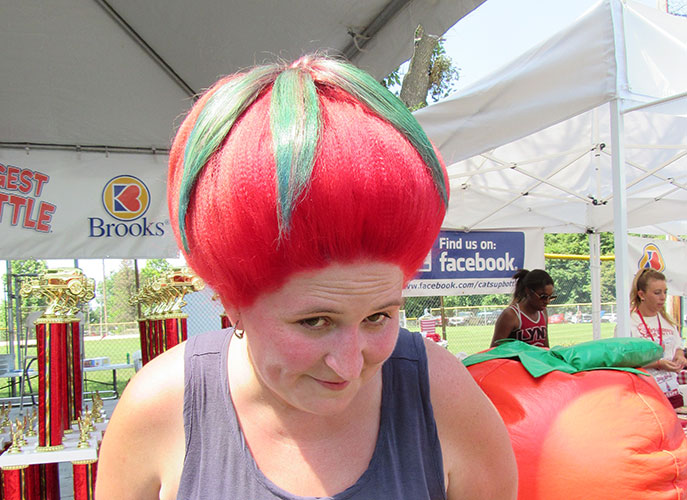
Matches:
[[96, 56, 516, 500]]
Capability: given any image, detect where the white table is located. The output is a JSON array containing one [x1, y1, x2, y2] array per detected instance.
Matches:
[[83, 363, 134, 399]]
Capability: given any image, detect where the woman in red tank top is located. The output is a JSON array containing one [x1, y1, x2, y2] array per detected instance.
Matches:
[[490, 269, 555, 348]]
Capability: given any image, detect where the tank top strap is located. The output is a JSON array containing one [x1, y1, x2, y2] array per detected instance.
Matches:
[[508, 304, 522, 330]]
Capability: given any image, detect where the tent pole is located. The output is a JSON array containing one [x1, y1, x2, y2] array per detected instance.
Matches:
[[589, 232, 602, 340], [5, 261, 15, 368], [610, 100, 631, 337], [590, 107, 602, 340]]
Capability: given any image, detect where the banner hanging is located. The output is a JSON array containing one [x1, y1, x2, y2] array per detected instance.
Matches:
[[404, 229, 545, 297], [628, 236, 687, 296], [0, 149, 179, 259]]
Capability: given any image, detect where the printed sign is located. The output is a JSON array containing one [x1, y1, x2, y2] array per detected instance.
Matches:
[[0, 164, 55, 233], [405, 230, 544, 297], [102, 175, 151, 221], [0, 149, 179, 259], [628, 237, 687, 296]]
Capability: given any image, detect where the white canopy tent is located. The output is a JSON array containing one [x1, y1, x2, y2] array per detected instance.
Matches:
[[0, 0, 485, 260], [0, 0, 484, 152], [414, 0, 687, 338]]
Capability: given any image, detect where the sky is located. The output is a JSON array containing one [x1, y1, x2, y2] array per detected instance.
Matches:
[[0, 0, 666, 285], [440, 0, 659, 94]]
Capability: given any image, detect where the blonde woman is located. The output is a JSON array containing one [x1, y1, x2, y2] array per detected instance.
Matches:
[[628, 268, 687, 407]]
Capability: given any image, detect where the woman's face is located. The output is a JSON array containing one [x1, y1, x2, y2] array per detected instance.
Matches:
[[639, 278, 667, 314], [526, 284, 555, 311], [232, 261, 403, 416]]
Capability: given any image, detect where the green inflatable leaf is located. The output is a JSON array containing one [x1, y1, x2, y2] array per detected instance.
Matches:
[[463, 338, 663, 378]]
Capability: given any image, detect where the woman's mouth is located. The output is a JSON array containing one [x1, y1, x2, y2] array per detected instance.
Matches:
[[314, 378, 350, 391]]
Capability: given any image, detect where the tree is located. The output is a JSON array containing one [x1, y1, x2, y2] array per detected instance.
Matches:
[[139, 258, 172, 286], [442, 293, 509, 308], [99, 260, 137, 331], [0, 300, 6, 339], [544, 233, 616, 305], [600, 261, 617, 303], [382, 25, 460, 111], [10, 259, 49, 314], [0, 260, 49, 340], [403, 296, 440, 319]]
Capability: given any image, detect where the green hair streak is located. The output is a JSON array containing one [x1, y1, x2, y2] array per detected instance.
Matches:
[[315, 59, 448, 206], [269, 68, 320, 234], [178, 64, 281, 252], [177, 58, 447, 253]]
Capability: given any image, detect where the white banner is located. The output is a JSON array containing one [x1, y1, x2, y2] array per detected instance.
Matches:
[[0, 149, 179, 259], [404, 229, 545, 297], [628, 236, 687, 296]]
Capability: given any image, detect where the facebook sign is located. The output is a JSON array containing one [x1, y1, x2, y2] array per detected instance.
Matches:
[[405, 230, 527, 297]]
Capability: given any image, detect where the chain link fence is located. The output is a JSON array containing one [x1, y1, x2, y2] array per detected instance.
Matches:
[[403, 258, 621, 355], [2, 255, 682, 397]]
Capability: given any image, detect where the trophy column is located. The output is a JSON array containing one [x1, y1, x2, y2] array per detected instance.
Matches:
[[131, 268, 204, 365]]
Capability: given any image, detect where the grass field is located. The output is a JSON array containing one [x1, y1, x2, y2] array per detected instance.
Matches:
[[443, 322, 616, 356], [0, 323, 617, 400], [0, 335, 140, 400]]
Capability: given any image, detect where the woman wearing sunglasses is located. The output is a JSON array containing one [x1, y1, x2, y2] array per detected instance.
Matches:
[[490, 269, 555, 348], [627, 268, 687, 408]]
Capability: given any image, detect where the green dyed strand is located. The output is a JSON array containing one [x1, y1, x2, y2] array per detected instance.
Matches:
[[316, 59, 447, 206], [178, 64, 281, 252], [270, 68, 320, 234]]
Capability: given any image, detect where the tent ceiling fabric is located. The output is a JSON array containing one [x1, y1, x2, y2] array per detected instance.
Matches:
[[0, 0, 484, 151], [440, 104, 687, 234], [415, 0, 687, 235]]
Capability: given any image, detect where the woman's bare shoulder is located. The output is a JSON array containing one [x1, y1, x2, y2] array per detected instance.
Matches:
[[95, 342, 186, 499], [424, 341, 517, 500]]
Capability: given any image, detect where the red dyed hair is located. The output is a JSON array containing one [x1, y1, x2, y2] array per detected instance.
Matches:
[[168, 65, 448, 308]]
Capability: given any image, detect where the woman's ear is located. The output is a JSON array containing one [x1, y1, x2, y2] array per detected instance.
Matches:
[[222, 302, 241, 327]]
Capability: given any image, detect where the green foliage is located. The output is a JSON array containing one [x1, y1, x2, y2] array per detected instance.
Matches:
[[0, 300, 6, 337], [382, 39, 460, 105], [139, 259, 172, 286], [443, 293, 510, 308], [11, 259, 48, 276], [10, 259, 49, 313], [427, 41, 460, 103], [98, 260, 137, 330], [403, 296, 440, 318], [600, 261, 617, 303], [381, 71, 402, 91], [544, 233, 616, 304], [86, 303, 102, 326]]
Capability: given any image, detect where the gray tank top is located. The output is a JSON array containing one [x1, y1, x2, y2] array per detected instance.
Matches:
[[176, 328, 446, 500]]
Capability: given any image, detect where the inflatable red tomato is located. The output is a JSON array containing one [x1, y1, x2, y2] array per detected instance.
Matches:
[[465, 340, 687, 500]]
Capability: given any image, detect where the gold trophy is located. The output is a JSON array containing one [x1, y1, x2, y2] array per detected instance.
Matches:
[[20, 268, 95, 319], [77, 413, 92, 449], [20, 268, 95, 451], [8, 419, 25, 454]]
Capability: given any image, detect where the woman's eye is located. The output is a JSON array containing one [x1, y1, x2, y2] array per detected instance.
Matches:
[[366, 312, 391, 324], [300, 317, 329, 328]]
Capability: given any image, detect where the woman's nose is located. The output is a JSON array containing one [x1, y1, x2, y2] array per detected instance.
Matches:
[[323, 327, 365, 381]]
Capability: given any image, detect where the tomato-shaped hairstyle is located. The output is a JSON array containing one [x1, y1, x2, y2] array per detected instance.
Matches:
[[168, 55, 448, 308]]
